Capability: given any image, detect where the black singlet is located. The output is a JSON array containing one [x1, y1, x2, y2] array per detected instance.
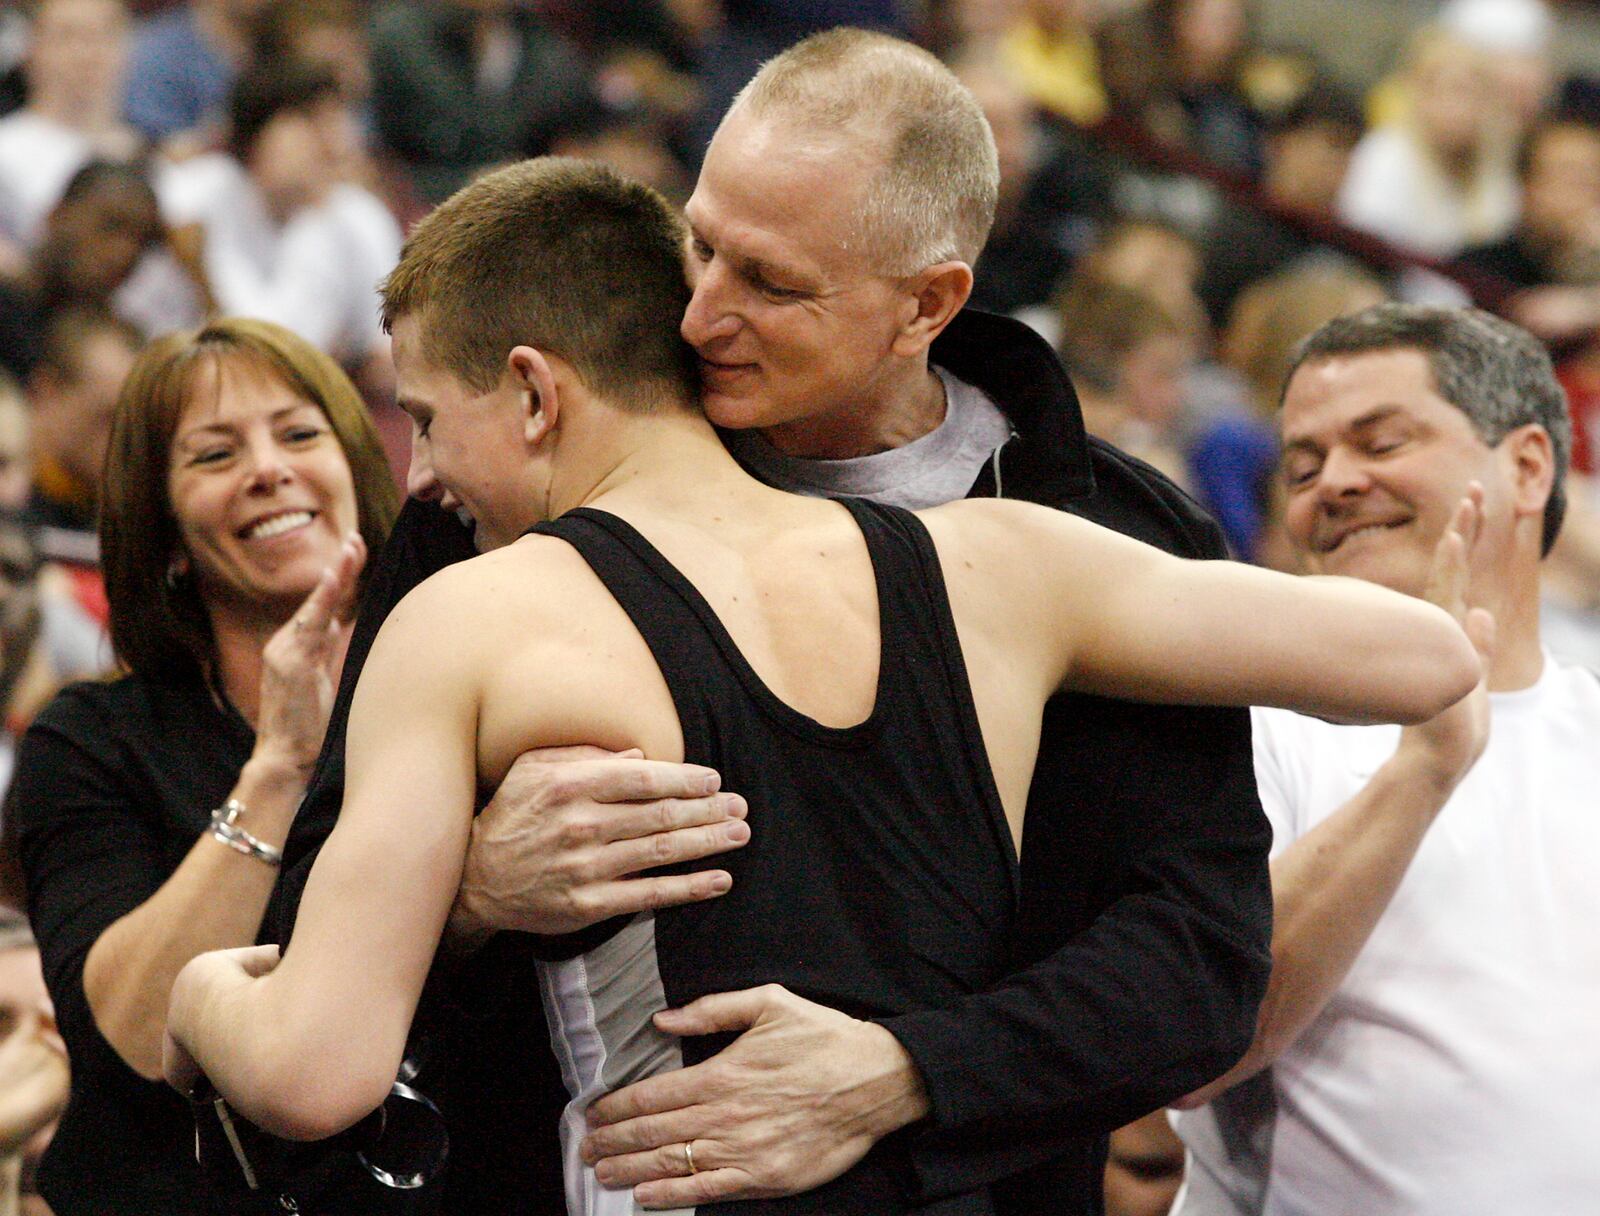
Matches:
[[529, 497, 1018, 1216]]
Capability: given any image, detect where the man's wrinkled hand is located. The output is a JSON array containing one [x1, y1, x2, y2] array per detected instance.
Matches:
[[581, 985, 929, 1209], [449, 747, 749, 940]]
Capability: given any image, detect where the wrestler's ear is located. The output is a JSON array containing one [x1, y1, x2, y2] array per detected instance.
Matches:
[[507, 344, 561, 446]]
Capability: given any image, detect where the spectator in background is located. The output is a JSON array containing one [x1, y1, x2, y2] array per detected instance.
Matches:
[[22, 307, 138, 575], [1198, 84, 1364, 329], [956, 48, 1112, 318], [0, 905, 67, 1216], [122, 0, 268, 152], [256, 0, 373, 120], [1172, 305, 1597, 1216], [1453, 115, 1600, 594], [0, 376, 111, 729], [1133, 0, 1265, 175], [0, 0, 140, 257], [1454, 114, 1600, 662], [1459, 116, 1600, 357], [18, 306, 132, 693], [1078, 215, 1211, 345], [158, 59, 401, 380], [998, 0, 1112, 128], [1441, 0, 1556, 140], [1076, 212, 1263, 435], [541, 0, 709, 142], [369, 0, 594, 204], [1338, 26, 1519, 259], [0, 161, 185, 383], [1058, 273, 1194, 489]]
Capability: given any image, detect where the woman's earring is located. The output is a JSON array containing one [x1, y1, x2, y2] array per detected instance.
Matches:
[[165, 556, 188, 590]]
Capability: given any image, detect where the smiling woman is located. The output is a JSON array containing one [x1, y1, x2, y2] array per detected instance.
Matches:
[[8, 318, 398, 1215]]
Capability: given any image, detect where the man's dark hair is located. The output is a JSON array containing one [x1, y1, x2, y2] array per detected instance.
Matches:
[[56, 159, 158, 212], [381, 157, 698, 413], [1285, 303, 1572, 555], [229, 57, 340, 160]]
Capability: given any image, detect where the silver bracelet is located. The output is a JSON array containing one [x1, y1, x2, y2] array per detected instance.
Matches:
[[209, 798, 284, 867]]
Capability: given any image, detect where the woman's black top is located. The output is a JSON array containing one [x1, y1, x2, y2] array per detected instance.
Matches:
[[10, 673, 253, 1214]]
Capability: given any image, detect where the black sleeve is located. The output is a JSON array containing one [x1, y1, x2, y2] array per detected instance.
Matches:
[[884, 439, 1273, 1200], [883, 698, 1271, 1199], [268, 497, 477, 939], [11, 688, 180, 1060]]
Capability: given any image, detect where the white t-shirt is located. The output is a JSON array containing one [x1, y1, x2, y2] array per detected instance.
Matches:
[[1173, 654, 1600, 1215], [0, 111, 96, 245], [156, 154, 400, 362], [1337, 124, 1518, 259]]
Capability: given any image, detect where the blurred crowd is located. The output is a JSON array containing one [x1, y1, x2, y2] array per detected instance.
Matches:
[[0, 0, 1595, 1211]]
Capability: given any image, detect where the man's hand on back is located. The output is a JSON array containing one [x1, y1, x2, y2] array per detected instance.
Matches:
[[581, 985, 930, 1208], [447, 746, 749, 944]]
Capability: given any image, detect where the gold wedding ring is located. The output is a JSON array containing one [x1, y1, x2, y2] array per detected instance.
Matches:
[[682, 1141, 698, 1175]]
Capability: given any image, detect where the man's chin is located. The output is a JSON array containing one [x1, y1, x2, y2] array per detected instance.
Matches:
[[702, 386, 776, 432]]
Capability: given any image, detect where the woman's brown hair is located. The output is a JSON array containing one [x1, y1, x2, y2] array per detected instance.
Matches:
[[101, 318, 399, 682]]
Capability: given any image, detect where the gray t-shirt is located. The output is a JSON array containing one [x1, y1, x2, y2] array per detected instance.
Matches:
[[721, 367, 1014, 509]]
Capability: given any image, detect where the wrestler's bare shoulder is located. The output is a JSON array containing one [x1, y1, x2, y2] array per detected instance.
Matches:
[[370, 531, 680, 777], [916, 498, 1126, 607], [385, 531, 620, 644], [917, 497, 1101, 557]]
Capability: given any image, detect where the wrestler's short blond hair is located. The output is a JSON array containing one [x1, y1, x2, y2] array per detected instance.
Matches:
[[732, 28, 998, 277], [381, 158, 697, 411]]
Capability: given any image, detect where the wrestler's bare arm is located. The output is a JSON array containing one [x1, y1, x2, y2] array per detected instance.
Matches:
[[924, 499, 1479, 726], [165, 543, 624, 1139]]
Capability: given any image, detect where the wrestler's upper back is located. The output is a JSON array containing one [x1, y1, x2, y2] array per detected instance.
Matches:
[[434, 491, 1066, 851]]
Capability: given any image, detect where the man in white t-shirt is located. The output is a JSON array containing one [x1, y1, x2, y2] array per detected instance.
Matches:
[[1170, 303, 1600, 1215]]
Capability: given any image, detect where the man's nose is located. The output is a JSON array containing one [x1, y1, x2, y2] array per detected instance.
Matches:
[[680, 262, 740, 350], [407, 447, 439, 501], [1317, 446, 1372, 500]]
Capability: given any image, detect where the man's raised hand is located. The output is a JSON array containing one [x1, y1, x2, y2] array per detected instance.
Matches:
[[1402, 484, 1495, 790]]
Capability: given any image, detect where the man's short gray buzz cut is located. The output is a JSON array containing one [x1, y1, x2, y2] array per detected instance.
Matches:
[[730, 27, 1000, 278], [1284, 302, 1573, 556]]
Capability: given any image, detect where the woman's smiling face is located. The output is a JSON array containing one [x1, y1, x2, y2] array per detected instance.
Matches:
[[166, 355, 359, 628]]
